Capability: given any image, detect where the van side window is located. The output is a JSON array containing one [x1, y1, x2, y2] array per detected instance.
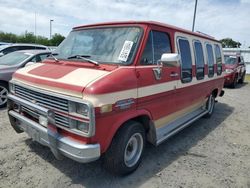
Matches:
[[214, 44, 222, 75], [140, 31, 171, 65], [206, 44, 215, 77], [193, 41, 205, 80], [178, 38, 192, 83]]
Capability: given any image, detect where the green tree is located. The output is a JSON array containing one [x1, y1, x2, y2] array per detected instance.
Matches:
[[0, 31, 65, 46], [50, 33, 65, 46], [220, 38, 241, 48]]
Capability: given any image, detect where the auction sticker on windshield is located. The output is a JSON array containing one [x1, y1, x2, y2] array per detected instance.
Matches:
[[118, 40, 134, 62]]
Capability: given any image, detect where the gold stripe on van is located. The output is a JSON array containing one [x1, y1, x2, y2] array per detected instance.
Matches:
[[154, 100, 206, 129]]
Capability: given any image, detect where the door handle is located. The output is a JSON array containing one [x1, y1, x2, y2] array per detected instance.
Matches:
[[170, 72, 179, 77]]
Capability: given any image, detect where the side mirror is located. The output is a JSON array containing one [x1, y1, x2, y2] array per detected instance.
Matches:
[[160, 53, 180, 67], [25, 62, 35, 67]]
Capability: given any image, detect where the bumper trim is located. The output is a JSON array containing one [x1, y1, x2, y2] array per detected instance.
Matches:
[[9, 110, 100, 163]]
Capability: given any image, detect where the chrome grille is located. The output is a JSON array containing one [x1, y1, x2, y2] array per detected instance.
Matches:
[[54, 114, 70, 127], [15, 85, 69, 113], [15, 85, 70, 128]]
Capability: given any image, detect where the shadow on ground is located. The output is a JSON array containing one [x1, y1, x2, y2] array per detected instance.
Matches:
[[25, 102, 234, 188], [224, 82, 248, 89]]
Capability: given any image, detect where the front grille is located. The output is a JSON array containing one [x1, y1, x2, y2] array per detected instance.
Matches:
[[15, 85, 69, 113], [15, 85, 70, 128]]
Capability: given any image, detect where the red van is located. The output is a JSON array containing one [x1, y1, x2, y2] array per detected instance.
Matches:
[[7, 21, 225, 175], [224, 52, 246, 88]]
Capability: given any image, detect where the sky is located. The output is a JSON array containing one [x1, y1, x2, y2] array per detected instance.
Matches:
[[0, 0, 249, 47]]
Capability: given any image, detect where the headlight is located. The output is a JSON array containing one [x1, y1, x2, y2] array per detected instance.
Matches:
[[69, 119, 90, 134], [76, 121, 89, 133], [69, 101, 89, 117], [225, 69, 234, 74], [67, 101, 95, 137]]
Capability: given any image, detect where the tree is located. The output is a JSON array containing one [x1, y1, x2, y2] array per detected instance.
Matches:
[[220, 38, 241, 48], [0, 31, 65, 46], [50, 33, 65, 46]]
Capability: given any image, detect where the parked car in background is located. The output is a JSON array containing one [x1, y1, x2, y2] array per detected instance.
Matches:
[[0, 42, 11, 46], [0, 43, 49, 57], [224, 52, 246, 88], [0, 50, 51, 108]]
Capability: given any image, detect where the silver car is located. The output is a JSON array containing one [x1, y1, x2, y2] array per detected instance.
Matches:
[[0, 43, 49, 57], [0, 50, 51, 108]]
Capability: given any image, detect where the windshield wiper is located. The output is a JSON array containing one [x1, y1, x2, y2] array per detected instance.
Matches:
[[48, 53, 59, 62], [67, 55, 99, 66]]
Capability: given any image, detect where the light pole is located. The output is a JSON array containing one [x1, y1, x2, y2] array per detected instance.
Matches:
[[192, 0, 198, 32], [50, 19, 54, 39]]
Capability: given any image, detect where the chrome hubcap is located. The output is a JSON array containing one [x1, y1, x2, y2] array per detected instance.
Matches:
[[124, 133, 143, 167], [0, 86, 8, 106]]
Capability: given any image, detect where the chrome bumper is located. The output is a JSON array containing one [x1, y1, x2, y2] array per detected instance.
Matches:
[[8, 94, 100, 163]]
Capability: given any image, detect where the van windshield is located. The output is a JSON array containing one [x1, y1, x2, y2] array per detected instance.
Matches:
[[224, 55, 237, 65], [54, 27, 142, 65]]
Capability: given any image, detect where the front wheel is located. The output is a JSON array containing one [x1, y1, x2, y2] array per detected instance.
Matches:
[[0, 83, 9, 108], [231, 75, 238, 88], [204, 94, 215, 118], [104, 121, 145, 176], [238, 72, 245, 84]]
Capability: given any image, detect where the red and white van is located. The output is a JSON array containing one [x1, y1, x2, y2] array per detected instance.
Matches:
[[7, 21, 225, 175]]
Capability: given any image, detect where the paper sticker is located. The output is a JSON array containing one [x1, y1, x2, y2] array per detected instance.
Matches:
[[118, 41, 134, 62]]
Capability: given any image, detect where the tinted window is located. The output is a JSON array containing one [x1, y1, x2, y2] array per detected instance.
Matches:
[[39, 54, 50, 61], [193, 41, 205, 80], [178, 38, 192, 83], [33, 46, 46, 50], [140, 30, 171, 65], [206, 44, 214, 77], [2, 47, 19, 55], [30, 56, 37, 62], [214, 44, 222, 75]]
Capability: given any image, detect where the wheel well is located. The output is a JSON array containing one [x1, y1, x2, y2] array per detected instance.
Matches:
[[212, 88, 218, 98], [0, 80, 9, 88], [130, 115, 151, 133]]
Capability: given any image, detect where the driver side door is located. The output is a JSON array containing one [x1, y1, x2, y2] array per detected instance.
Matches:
[[136, 29, 179, 137]]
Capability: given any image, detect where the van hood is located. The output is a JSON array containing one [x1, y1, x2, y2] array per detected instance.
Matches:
[[225, 64, 236, 70], [12, 62, 110, 98]]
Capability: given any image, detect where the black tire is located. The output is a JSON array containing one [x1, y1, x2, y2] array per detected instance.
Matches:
[[104, 121, 145, 176], [231, 75, 237, 88], [238, 72, 245, 84], [204, 94, 215, 118], [0, 82, 9, 108]]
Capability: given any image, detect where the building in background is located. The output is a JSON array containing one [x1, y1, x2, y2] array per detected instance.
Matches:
[[223, 48, 250, 74]]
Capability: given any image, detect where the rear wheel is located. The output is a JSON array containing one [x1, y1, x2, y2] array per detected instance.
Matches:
[[0, 83, 8, 108], [104, 121, 145, 176], [204, 94, 215, 118]]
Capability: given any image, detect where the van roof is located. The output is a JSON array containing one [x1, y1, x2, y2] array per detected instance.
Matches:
[[73, 21, 220, 42]]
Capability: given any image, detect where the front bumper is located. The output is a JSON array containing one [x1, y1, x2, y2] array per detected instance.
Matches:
[[8, 94, 100, 163], [224, 73, 235, 85]]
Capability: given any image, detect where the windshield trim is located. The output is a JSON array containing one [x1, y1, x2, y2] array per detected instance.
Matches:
[[55, 26, 144, 66]]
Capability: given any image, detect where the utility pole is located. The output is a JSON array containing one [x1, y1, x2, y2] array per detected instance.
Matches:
[[192, 0, 198, 32], [50, 19, 54, 39], [35, 12, 37, 43]]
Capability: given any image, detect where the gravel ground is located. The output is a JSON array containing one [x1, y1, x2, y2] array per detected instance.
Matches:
[[0, 83, 250, 188]]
